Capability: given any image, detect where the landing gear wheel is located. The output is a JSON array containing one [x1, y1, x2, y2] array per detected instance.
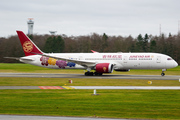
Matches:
[[98, 73, 103, 76], [90, 72, 94, 76], [85, 72, 90, 76], [94, 72, 98, 76], [94, 72, 103, 76], [161, 69, 166, 76], [161, 72, 165, 76], [85, 72, 103, 76], [85, 72, 94, 76]]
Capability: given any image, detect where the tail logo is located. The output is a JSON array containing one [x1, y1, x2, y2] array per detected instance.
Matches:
[[23, 41, 33, 53]]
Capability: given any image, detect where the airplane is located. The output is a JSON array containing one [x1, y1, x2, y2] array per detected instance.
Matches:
[[5, 30, 178, 76]]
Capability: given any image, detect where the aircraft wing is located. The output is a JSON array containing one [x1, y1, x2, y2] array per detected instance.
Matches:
[[35, 53, 96, 68]]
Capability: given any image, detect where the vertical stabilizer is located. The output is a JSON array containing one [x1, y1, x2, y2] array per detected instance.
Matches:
[[16, 30, 43, 56]]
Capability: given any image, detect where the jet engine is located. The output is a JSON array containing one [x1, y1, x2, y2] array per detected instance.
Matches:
[[95, 63, 114, 73]]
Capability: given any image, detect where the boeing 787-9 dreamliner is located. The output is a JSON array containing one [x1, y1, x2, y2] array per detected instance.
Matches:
[[5, 31, 178, 76]]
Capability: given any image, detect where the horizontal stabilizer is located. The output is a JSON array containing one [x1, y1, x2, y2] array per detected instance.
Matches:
[[4, 57, 34, 61], [4, 57, 20, 60]]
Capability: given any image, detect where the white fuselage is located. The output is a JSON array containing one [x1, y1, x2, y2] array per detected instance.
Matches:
[[20, 52, 178, 70]]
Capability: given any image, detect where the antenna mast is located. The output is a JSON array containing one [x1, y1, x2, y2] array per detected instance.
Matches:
[[178, 20, 180, 34], [159, 24, 161, 36]]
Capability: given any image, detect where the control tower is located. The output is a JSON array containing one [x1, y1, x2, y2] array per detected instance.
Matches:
[[27, 18, 34, 35]]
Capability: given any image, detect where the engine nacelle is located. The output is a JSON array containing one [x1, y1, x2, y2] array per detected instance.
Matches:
[[95, 63, 113, 73], [114, 69, 130, 72]]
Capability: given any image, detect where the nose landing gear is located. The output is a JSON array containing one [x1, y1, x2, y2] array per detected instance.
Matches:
[[161, 72, 165, 76], [161, 69, 166, 76]]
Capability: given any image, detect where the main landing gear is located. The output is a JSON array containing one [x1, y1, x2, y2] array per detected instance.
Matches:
[[161, 69, 166, 76], [85, 68, 103, 76], [85, 72, 103, 76]]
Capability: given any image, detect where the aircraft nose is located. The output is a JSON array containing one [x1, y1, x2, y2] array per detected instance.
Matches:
[[174, 61, 178, 67]]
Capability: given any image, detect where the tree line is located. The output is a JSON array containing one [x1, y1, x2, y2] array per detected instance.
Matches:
[[0, 33, 180, 64]]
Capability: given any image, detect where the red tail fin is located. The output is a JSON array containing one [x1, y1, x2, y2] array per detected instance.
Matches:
[[16, 31, 43, 56]]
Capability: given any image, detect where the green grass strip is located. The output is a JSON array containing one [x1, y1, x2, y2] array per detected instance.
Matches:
[[0, 77, 180, 86], [0, 89, 180, 119]]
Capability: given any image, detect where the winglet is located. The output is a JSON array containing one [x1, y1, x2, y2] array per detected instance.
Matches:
[[16, 31, 43, 56], [91, 50, 99, 53]]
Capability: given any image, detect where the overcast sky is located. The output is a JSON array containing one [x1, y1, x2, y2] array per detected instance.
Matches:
[[1, 0, 180, 38]]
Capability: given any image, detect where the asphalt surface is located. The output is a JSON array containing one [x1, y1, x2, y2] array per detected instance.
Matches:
[[0, 115, 128, 120], [0, 86, 180, 90], [0, 73, 180, 80], [71, 86, 180, 90]]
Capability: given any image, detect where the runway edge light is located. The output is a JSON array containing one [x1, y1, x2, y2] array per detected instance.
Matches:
[[94, 89, 96, 95], [92, 89, 99, 95]]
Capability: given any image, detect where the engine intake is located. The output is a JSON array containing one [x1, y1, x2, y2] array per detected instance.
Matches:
[[95, 63, 113, 73]]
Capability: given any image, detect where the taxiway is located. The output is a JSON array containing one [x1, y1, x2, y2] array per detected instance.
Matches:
[[0, 86, 180, 90], [0, 115, 127, 120], [0, 73, 180, 80]]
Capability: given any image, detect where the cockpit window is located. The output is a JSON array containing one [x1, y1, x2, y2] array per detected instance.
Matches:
[[167, 58, 173, 60]]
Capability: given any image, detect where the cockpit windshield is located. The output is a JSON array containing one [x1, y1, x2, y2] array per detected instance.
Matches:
[[167, 58, 173, 60]]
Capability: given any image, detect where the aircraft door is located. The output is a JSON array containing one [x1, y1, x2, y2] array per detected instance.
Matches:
[[123, 56, 128, 63], [156, 56, 161, 63], [79, 56, 84, 60]]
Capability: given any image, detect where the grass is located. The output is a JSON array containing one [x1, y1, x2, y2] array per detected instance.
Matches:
[[0, 63, 180, 75], [0, 89, 180, 119], [0, 63, 180, 119]]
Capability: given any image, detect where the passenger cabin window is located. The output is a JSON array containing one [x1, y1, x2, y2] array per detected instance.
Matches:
[[167, 58, 173, 60]]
